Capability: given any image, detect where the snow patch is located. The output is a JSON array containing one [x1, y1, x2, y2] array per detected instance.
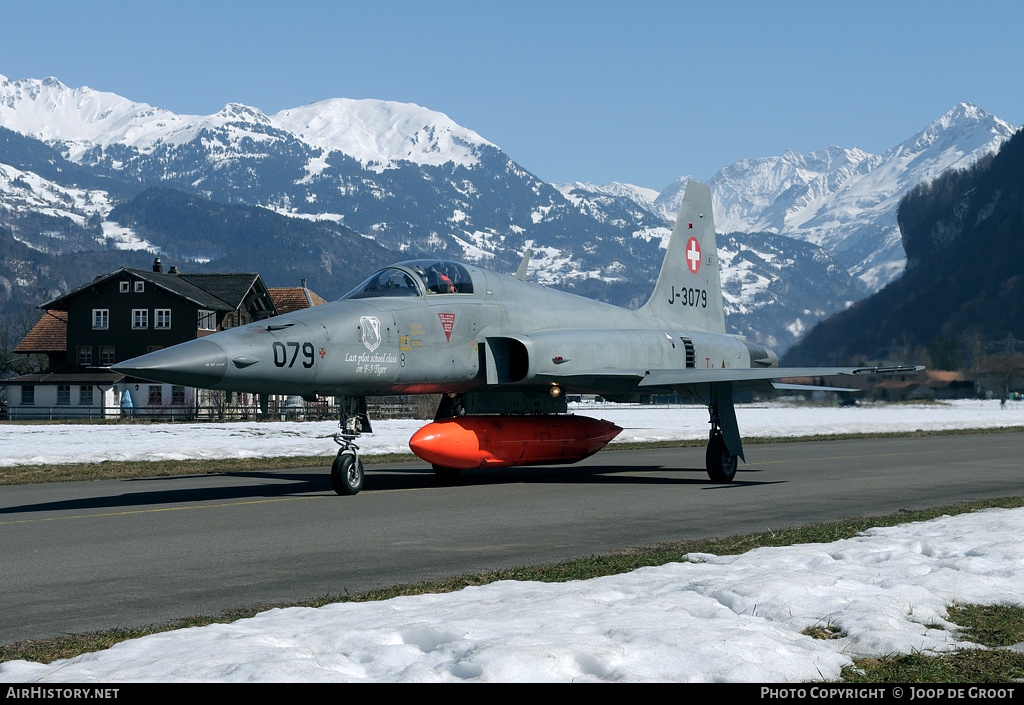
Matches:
[[99, 221, 160, 252]]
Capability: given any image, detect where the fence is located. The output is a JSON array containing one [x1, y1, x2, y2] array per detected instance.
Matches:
[[1, 395, 440, 423]]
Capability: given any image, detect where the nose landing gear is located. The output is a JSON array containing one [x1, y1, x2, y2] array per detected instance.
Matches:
[[331, 396, 371, 495], [331, 448, 364, 495]]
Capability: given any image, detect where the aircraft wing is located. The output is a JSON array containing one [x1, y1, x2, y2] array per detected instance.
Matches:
[[636, 365, 924, 387], [534, 365, 923, 395]]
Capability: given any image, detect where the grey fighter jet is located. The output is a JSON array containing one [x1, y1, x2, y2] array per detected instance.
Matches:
[[112, 181, 920, 494]]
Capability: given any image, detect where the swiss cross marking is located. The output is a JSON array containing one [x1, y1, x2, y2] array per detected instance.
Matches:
[[686, 236, 702, 274]]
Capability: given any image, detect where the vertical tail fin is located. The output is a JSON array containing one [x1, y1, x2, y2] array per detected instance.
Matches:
[[639, 180, 726, 333]]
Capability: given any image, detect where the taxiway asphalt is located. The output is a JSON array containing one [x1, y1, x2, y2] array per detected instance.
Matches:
[[2, 432, 1022, 645]]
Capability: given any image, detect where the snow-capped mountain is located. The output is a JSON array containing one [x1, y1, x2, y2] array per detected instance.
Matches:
[[554, 181, 666, 235], [0, 74, 659, 279], [0, 75, 495, 171], [272, 98, 495, 171], [0, 75, 1016, 353], [0, 160, 112, 233], [716, 231, 861, 348], [668, 103, 1015, 292], [0, 75, 670, 324], [548, 181, 862, 349]]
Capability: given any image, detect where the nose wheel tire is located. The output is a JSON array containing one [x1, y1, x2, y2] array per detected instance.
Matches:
[[706, 431, 737, 483], [332, 453, 364, 495]]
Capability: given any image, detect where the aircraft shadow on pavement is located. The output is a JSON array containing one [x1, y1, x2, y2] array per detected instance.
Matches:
[[363, 462, 786, 492], [0, 470, 333, 516], [0, 462, 783, 515]]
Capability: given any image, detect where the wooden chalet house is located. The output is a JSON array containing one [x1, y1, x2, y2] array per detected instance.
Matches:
[[6, 258, 282, 419]]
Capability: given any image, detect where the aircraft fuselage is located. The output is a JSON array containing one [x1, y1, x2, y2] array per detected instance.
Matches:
[[125, 262, 765, 401]]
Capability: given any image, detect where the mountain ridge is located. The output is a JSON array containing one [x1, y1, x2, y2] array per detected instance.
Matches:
[[656, 103, 1016, 292], [0, 74, 1017, 354], [783, 127, 1024, 367]]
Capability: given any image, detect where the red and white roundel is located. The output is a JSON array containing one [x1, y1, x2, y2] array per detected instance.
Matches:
[[685, 236, 702, 274]]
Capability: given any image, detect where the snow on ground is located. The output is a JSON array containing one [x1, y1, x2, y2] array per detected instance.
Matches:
[[1, 399, 1021, 467], [2, 508, 1023, 683], [1, 400, 1022, 682]]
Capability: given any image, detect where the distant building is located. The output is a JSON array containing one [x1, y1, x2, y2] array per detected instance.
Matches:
[[13, 310, 68, 368], [5, 259, 324, 419], [267, 280, 328, 315], [778, 368, 975, 403], [975, 355, 1024, 399]]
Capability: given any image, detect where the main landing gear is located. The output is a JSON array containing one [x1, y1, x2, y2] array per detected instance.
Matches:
[[706, 430, 737, 483], [706, 382, 743, 484], [331, 396, 371, 495]]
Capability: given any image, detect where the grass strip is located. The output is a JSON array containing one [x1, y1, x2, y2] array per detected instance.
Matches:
[[842, 649, 1024, 683], [0, 453, 411, 486], [820, 602, 1024, 683], [3, 495, 1023, 673]]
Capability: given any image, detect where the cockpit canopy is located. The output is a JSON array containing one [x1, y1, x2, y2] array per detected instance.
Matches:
[[342, 260, 474, 300]]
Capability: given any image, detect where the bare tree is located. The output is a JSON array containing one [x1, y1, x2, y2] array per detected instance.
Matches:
[[0, 303, 49, 379]]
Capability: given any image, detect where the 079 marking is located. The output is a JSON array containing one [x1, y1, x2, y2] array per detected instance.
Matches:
[[273, 341, 315, 368]]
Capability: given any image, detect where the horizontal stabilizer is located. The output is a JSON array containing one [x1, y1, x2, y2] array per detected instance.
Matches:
[[842, 365, 925, 376]]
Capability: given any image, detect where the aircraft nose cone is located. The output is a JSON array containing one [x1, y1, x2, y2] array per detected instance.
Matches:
[[112, 338, 229, 388]]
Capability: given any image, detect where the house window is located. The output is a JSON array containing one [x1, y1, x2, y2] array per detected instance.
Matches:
[[132, 309, 148, 329], [134, 281, 144, 292], [21, 386, 34, 405], [80, 386, 94, 405], [223, 311, 242, 329], [148, 385, 162, 406], [120, 281, 130, 293], [57, 385, 71, 405], [93, 309, 109, 330], [171, 386, 186, 405], [197, 309, 217, 331], [78, 346, 93, 365], [155, 309, 171, 329], [100, 346, 116, 365]]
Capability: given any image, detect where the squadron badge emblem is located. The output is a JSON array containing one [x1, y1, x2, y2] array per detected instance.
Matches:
[[360, 316, 382, 352]]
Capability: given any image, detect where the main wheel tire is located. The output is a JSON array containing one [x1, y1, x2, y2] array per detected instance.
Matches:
[[331, 453, 364, 495], [432, 464, 462, 481], [706, 431, 737, 483]]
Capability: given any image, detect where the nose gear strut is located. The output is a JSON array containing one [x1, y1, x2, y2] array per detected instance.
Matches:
[[331, 396, 372, 495]]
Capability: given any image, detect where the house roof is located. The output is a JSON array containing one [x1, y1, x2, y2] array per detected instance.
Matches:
[[922, 370, 966, 384], [41, 268, 278, 316], [268, 286, 328, 315], [175, 273, 271, 312], [14, 310, 68, 354], [875, 379, 918, 390]]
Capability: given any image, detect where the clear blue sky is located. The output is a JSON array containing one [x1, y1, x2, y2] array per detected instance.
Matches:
[[3, 0, 1022, 190]]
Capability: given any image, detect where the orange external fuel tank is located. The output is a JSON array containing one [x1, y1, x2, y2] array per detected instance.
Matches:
[[408, 415, 622, 470]]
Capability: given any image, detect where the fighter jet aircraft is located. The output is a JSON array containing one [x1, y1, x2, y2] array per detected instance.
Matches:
[[112, 181, 920, 495]]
